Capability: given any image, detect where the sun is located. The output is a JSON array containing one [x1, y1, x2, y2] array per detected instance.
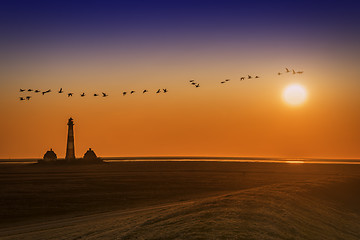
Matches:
[[282, 84, 307, 106]]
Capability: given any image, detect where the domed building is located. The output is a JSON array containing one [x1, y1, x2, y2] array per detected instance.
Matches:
[[83, 148, 98, 161], [43, 149, 57, 162]]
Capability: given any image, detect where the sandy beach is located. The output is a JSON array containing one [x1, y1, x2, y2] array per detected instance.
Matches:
[[1, 161, 360, 239]]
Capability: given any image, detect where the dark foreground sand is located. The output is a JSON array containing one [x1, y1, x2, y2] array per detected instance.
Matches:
[[0, 162, 360, 239]]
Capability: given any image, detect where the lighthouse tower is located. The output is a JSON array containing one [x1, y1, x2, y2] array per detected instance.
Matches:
[[65, 117, 76, 160]]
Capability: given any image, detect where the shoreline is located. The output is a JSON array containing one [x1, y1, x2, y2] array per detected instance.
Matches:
[[1, 156, 360, 165]]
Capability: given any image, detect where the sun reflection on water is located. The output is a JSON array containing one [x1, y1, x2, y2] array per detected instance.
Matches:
[[285, 161, 305, 164]]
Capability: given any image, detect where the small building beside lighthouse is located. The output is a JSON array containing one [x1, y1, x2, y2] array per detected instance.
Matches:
[[43, 149, 57, 162], [83, 148, 99, 161]]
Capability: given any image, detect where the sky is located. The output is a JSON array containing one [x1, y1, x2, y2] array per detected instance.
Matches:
[[1, 0, 360, 159]]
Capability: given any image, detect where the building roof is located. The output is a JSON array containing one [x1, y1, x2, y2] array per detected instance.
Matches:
[[43, 149, 57, 160], [83, 148, 98, 160]]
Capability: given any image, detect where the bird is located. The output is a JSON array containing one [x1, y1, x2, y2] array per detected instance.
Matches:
[[42, 89, 51, 95], [81, 93, 85, 97], [163, 89, 168, 93], [278, 72, 282, 75], [190, 80, 194, 82], [292, 69, 296, 74], [130, 91, 135, 94], [225, 79, 230, 82], [191, 82, 196, 85], [94, 93, 98, 96], [255, 76, 259, 78], [195, 84, 200, 88], [285, 68, 290, 73], [19, 97, 25, 101], [221, 81, 226, 84], [297, 71, 304, 74], [20, 89, 25, 92], [240, 77, 245, 81], [34, 90, 40, 93], [102, 92, 108, 97], [27, 89, 33, 92], [248, 75, 252, 79], [58, 88, 63, 93], [123, 92, 127, 96], [26, 96, 31, 100], [68, 93, 73, 97], [143, 90, 148, 93], [156, 89, 161, 93]]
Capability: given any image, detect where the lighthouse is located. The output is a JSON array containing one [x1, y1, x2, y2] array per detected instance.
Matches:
[[38, 117, 103, 164], [65, 117, 76, 160]]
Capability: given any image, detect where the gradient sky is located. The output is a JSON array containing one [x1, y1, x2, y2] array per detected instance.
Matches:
[[1, 0, 360, 159]]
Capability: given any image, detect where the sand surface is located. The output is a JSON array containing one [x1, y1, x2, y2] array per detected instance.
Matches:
[[1, 162, 360, 239]]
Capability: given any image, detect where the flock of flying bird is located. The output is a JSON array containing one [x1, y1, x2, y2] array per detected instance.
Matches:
[[219, 74, 260, 84], [189, 79, 200, 87], [18, 88, 168, 101], [18, 68, 303, 101], [278, 68, 303, 75]]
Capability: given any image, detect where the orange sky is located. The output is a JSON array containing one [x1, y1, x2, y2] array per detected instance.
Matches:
[[1, 48, 360, 159], [1, 1, 360, 159]]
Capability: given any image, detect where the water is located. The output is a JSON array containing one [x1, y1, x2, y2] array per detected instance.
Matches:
[[105, 158, 360, 165], [3, 157, 359, 165], [1, 156, 360, 165]]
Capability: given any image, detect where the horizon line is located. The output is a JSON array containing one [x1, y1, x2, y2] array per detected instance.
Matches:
[[1, 156, 360, 163]]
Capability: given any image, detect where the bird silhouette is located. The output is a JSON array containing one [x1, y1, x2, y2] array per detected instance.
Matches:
[[143, 90, 148, 93], [221, 81, 225, 84], [68, 93, 73, 97], [278, 72, 282, 75], [191, 82, 196, 85], [42, 89, 51, 95], [130, 91, 135, 94], [292, 69, 296, 74], [58, 88, 63, 93], [240, 77, 245, 81], [26, 96, 31, 100], [123, 92, 127, 96], [163, 89, 168, 93], [248, 75, 252, 79], [27, 89, 33, 92], [34, 90, 40, 93], [297, 71, 304, 74], [285, 68, 290, 73], [102, 92, 108, 97], [94, 93, 98, 96], [81, 93, 85, 97], [20, 89, 25, 92], [19, 97, 25, 101], [225, 79, 230, 82], [190, 80, 194, 82], [156, 89, 161, 93], [255, 76, 259, 78], [195, 84, 200, 88]]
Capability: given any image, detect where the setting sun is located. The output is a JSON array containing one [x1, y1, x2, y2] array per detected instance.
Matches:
[[283, 84, 307, 106]]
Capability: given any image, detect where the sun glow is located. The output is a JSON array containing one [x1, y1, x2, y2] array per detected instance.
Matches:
[[283, 84, 307, 106], [285, 160, 305, 164]]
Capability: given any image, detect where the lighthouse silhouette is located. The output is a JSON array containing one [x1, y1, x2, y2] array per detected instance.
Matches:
[[65, 117, 76, 160]]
